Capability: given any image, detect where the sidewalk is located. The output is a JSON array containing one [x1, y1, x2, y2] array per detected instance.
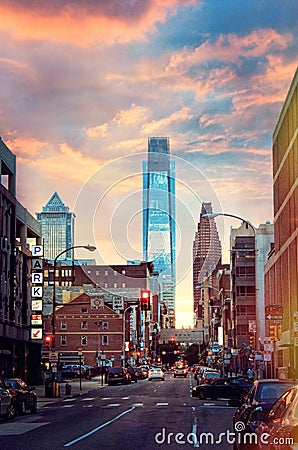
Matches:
[[36, 376, 106, 403]]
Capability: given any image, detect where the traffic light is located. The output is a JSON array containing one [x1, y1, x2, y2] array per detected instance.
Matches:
[[277, 324, 282, 340], [169, 336, 175, 345], [140, 289, 150, 310], [249, 335, 255, 348], [269, 325, 277, 341], [44, 335, 53, 350]]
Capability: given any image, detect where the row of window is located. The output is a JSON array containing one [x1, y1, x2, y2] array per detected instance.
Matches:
[[87, 270, 126, 276], [60, 335, 109, 346], [60, 321, 109, 330]]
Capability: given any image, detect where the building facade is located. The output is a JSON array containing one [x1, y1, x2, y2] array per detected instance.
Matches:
[[264, 68, 298, 377], [193, 202, 222, 327], [142, 137, 176, 311], [36, 192, 75, 261], [0, 138, 42, 383]]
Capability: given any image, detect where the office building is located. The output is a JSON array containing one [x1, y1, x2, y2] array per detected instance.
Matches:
[[193, 202, 222, 326], [0, 138, 42, 383], [142, 137, 176, 311], [264, 68, 298, 377], [36, 192, 75, 261]]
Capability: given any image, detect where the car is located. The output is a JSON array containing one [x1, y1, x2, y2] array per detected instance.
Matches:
[[148, 367, 165, 381], [4, 378, 37, 415], [192, 377, 252, 400], [233, 379, 296, 449], [255, 385, 298, 450], [136, 367, 148, 379], [174, 366, 188, 378], [126, 366, 138, 383], [199, 370, 221, 385], [0, 377, 15, 420], [107, 367, 131, 386]]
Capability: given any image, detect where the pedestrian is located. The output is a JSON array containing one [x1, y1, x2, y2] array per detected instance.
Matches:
[[247, 367, 254, 380]]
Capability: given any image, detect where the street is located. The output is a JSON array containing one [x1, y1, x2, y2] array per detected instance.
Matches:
[[0, 372, 236, 449]]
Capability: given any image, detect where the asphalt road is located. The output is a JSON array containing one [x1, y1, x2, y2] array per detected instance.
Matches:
[[0, 372, 236, 450]]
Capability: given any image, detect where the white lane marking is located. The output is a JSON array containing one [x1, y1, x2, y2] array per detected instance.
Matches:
[[62, 405, 75, 408], [192, 419, 200, 448], [122, 397, 129, 400], [64, 407, 135, 447], [82, 397, 95, 401], [83, 405, 93, 408], [104, 403, 120, 408], [63, 398, 75, 402], [156, 402, 169, 406], [132, 403, 144, 407], [0, 422, 51, 436], [102, 397, 111, 400]]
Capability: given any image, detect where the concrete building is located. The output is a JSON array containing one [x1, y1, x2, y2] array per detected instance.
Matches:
[[142, 137, 176, 312], [230, 222, 274, 355], [264, 68, 298, 377], [0, 138, 42, 383], [36, 192, 75, 261]]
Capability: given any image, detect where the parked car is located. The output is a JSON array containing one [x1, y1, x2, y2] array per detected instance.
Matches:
[[233, 379, 296, 449], [174, 366, 188, 378], [126, 366, 138, 383], [61, 365, 84, 379], [4, 378, 37, 415], [0, 377, 15, 420], [107, 367, 131, 386], [192, 377, 252, 400], [255, 385, 298, 450], [148, 367, 165, 381]]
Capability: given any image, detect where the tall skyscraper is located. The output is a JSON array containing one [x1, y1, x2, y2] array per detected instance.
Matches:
[[36, 192, 75, 261], [193, 202, 222, 326], [142, 137, 176, 311]]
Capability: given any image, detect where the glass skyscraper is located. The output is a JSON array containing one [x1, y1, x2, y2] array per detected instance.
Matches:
[[142, 137, 176, 310], [36, 192, 74, 261]]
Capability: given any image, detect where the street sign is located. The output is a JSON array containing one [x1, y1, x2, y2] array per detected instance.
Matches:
[[265, 305, 283, 313], [113, 296, 124, 310], [266, 314, 283, 321], [91, 295, 104, 309], [31, 314, 43, 325], [49, 352, 59, 363], [31, 300, 43, 311], [31, 328, 43, 340], [264, 353, 271, 362]]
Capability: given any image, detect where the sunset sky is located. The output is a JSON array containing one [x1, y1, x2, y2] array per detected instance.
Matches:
[[1, 0, 297, 327]]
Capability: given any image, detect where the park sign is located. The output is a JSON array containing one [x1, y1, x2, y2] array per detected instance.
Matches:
[[30, 245, 44, 341]]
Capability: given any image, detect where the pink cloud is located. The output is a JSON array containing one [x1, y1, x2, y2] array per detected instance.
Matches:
[[0, 0, 197, 46]]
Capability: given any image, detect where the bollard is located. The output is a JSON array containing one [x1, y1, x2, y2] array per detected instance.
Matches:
[[65, 383, 72, 396]]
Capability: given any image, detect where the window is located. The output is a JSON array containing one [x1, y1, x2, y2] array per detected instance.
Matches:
[[102, 321, 109, 330], [104, 283, 108, 288], [81, 335, 87, 346], [102, 335, 108, 346], [61, 336, 67, 346], [114, 271, 117, 276], [81, 308, 88, 313], [105, 270, 108, 276], [122, 270, 126, 275], [114, 283, 118, 288], [81, 321, 88, 330], [61, 321, 67, 330], [96, 270, 99, 276], [122, 283, 126, 288]]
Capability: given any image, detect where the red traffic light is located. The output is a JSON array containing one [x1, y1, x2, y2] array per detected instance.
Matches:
[[140, 289, 150, 310], [44, 335, 53, 344]]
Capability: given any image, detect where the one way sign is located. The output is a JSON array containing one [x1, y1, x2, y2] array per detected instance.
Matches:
[[266, 314, 283, 321]]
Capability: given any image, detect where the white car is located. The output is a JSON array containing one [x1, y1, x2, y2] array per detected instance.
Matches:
[[148, 367, 165, 381]]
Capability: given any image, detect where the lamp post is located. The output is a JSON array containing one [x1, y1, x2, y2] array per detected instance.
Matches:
[[122, 306, 134, 367], [94, 321, 103, 385], [51, 244, 96, 352], [195, 285, 224, 346]]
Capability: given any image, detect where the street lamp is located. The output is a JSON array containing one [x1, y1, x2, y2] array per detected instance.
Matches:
[[122, 305, 135, 367], [196, 285, 224, 345], [51, 244, 96, 351]]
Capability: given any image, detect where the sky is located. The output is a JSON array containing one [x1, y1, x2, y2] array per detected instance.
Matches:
[[1, 0, 297, 327]]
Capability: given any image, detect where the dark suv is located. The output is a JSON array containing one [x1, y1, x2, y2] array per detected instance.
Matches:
[[0, 376, 15, 420], [126, 366, 138, 383], [107, 367, 131, 386]]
